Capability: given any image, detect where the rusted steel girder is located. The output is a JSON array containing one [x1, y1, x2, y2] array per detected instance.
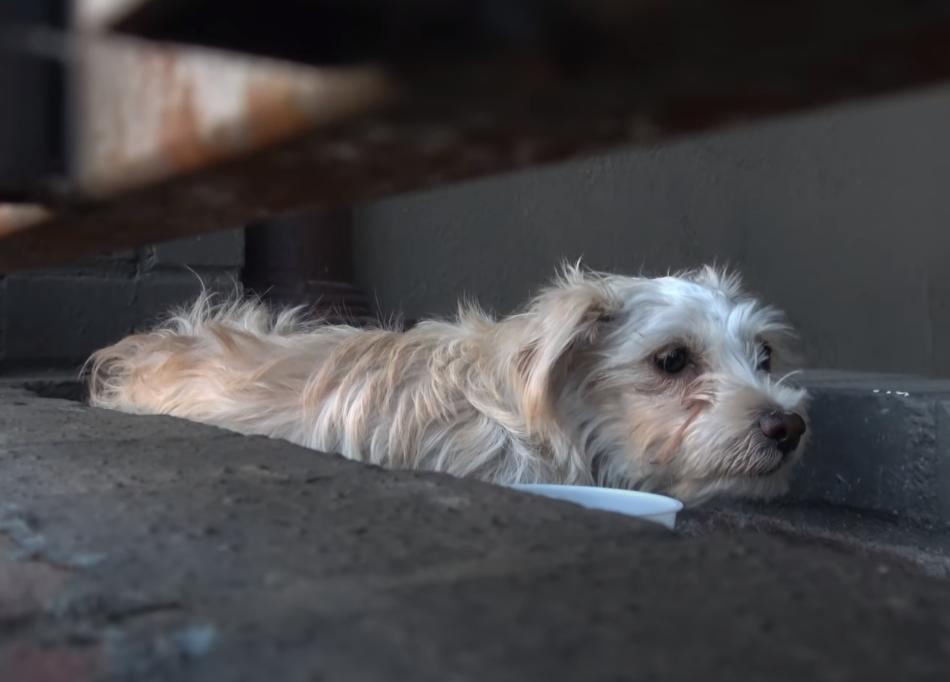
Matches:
[[3, 0, 950, 270]]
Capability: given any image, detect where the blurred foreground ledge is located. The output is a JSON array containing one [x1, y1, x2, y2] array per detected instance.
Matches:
[[4, 0, 950, 270]]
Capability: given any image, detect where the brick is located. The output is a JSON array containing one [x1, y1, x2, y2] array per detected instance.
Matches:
[[149, 230, 245, 269], [133, 270, 239, 329], [1, 274, 138, 366], [34, 251, 139, 278], [0, 269, 238, 367]]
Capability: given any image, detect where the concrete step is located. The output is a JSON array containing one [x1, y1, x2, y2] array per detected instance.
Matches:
[[791, 370, 950, 526], [1, 382, 949, 680], [681, 500, 950, 578], [8, 368, 950, 525]]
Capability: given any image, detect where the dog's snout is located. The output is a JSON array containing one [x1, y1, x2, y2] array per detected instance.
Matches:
[[758, 411, 806, 453]]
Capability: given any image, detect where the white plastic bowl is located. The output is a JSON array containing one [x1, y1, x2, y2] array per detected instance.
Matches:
[[510, 484, 683, 529]]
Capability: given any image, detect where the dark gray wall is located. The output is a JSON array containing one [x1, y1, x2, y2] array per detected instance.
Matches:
[[0, 230, 243, 370], [353, 84, 950, 377]]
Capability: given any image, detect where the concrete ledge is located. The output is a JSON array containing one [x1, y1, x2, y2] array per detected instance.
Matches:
[[1, 384, 950, 680], [792, 371, 950, 525], [682, 500, 950, 578], [148, 230, 244, 269], [11, 368, 950, 525]]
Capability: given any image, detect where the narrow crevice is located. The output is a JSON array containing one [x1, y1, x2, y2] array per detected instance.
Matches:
[[22, 379, 87, 403]]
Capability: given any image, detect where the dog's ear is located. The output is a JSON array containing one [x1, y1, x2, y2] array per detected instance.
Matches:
[[515, 267, 618, 434]]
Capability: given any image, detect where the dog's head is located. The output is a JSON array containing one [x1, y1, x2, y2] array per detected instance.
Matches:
[[514, 264, 808, 506]]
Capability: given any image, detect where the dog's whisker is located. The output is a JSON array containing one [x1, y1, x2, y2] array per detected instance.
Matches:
[[775, 369, 804, 387]]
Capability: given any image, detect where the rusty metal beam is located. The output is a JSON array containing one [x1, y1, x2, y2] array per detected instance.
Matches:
[[70, 39, 393, 199], [0, 204, 50, 239], [3, 1, 950, 271]]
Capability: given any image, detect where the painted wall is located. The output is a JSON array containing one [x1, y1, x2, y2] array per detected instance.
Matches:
[[0, 231, 243, 370], [353, 84, 950, 377]]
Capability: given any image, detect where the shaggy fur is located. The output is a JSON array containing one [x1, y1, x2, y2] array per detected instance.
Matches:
[[86, 265, 808, 505]]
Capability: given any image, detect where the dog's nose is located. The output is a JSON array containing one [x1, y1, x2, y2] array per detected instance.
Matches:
[[758, 411, 806, 454]]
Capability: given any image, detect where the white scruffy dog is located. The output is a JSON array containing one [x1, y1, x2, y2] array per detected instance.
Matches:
[[86, 265, 808, 506]]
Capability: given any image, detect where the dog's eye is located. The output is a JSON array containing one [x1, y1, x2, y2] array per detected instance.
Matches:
[[655, 347, 690, 375], [758, 343, 773, 373]]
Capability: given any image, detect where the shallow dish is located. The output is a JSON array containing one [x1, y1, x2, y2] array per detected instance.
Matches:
[[510, 484, 683, 529]]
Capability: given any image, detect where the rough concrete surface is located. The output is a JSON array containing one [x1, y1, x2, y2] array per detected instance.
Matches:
[[30, 368, 950, 523], [1, 382, 950, 681], [682, 500, 950, 579], [793, 371, 950, 525]]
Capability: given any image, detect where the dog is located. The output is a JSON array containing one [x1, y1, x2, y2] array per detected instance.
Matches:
[[86, 264, 808, 506]]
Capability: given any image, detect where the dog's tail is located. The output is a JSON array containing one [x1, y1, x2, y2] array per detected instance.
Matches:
[[84, 291, 331, 439]]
